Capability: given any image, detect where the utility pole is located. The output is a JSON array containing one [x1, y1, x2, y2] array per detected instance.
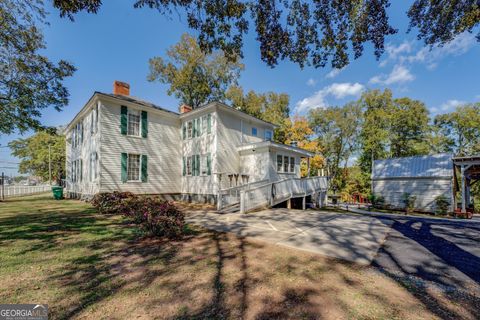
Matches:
[[48, 145, 52, 185]]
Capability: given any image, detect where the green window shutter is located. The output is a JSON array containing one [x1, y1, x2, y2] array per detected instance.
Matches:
[[192, 155, 196, 176], [141, 155, 148, 182], [197, 118, 202, 136], [182, 157, 186, 176], [79, 159, 83, 181], [193, 118, 197, 137], [121, 153, 128, 182], [207, 114, 212, 134], [141, 111, 148, 138], [207, 153, 211, 175], [121, 106, 128, 135], [196, 154, 200, 176], [182, 123, 186, 140]]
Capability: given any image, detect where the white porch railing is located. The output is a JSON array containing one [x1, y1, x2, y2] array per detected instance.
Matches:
[[217, 179, 270, 210], [0, 184, 51, 199], [239, 176, 328, 213]]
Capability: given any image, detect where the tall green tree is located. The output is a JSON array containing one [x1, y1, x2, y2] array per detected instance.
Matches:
[[52, 0, 479, 69], [0, 0, 76, 135], [148, 33, 243, 108], [226, 85, 290, 142], [309, 102, 363, 191], [389, 97, 430, 157], [357, 89, 430, 172], [434, 103, 480, 156], [9, 131, 66, 183]]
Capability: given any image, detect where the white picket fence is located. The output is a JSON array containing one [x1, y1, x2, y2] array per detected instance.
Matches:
[[0, 185, 51, 199]]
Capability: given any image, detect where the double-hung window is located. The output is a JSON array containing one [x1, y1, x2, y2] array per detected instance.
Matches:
[[90, 152, 98, 181], [283, 156, 289, 172], [187, 121, 193, 139], [186, 156, 192, 175], [128, 110, 140, 136], [252, 127, 258, 137], [265, 130, 273, 141], [277, 155, 283, 172], [290, 157, 295, 173], [127, 154, 140, 181], [202, 115, 208, 134]]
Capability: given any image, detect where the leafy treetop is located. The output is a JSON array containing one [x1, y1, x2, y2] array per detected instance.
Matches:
[[51, 0, 479, 69]]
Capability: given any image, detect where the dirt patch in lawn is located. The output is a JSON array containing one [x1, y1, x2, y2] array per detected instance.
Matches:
[[1, 195, 478, 320]]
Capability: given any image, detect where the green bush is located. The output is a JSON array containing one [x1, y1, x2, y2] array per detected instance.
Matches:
[[92, 192, 185, 238], [91, 191, 134, 214], [401, 193, 416, 214], [370, 194, 385, 208], [434, 195, 450, 216]]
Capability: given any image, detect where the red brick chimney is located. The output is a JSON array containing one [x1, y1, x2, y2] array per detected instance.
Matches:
[[179, 104, 192, 113], [113, 81, 130, 96]]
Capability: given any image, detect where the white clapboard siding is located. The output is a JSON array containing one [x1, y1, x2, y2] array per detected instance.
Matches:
[[65, 101, 101, 196], [373, 178, 453, 212], [99, 100, 181, 194], [181, 109, 217, 195]]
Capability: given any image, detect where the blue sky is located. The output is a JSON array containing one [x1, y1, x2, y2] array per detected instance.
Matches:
[[1, 0, 479, 175]]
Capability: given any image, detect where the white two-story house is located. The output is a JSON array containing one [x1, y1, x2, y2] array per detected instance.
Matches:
[[65, 81, 327, 210]]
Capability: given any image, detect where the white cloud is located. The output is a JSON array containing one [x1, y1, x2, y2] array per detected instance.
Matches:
[[380, 41, 413, 67], [441, 99, 465, 112], [306, 78, 317, 87], [295, 82, 365, 113], [405, 32, 475, 69], [325, 67, 345, 79], [369, 64, 415, 86]]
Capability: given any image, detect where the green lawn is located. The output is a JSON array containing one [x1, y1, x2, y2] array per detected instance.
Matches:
[[0, 194, 477, 319]]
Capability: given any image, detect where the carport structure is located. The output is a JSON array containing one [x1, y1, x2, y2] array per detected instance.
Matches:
[[453, 155, 480, 213]]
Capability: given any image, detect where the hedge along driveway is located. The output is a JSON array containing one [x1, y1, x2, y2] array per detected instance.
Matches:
[[1, 194, 479, 319]]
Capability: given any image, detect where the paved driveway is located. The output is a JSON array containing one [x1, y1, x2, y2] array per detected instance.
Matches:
[[187, 208, 393, 265], [187, 208, 480, 292]]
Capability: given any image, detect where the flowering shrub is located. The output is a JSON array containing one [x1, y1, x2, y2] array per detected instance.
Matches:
[[92, 192, 185, 238], [91, 191, 134, 214], [141, 198, 185, 238]]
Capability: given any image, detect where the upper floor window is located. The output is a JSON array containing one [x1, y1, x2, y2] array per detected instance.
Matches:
[[277, 155, 282, 172], [251, 127, 257, 136], [187, 121, 193, 139], [183, 113, 212, 140], [290, 157, 295, 173], [128, 110, 140, 136], [265, 130, 273, 141], [90, 105, 98, 134], [72, 121, 83, 148]]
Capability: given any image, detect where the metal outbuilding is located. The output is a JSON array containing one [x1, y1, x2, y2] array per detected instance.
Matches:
[[372, 153, 454, 212]]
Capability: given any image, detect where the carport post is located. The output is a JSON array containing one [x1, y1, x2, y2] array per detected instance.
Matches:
[[240, 190, 245, 214], [302, 196, 306, 210], [461, 165, 466, 213]]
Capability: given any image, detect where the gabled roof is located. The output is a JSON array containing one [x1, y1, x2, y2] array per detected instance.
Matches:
[[237, 141, 314, 157], [179, 101, 278, 128], [65, 92, 276, 131], [373, 153, 454, 179], [95, 92, 179, 116]]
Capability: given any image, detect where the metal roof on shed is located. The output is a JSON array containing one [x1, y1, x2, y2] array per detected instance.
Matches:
[[373, 153, 453, 179]]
